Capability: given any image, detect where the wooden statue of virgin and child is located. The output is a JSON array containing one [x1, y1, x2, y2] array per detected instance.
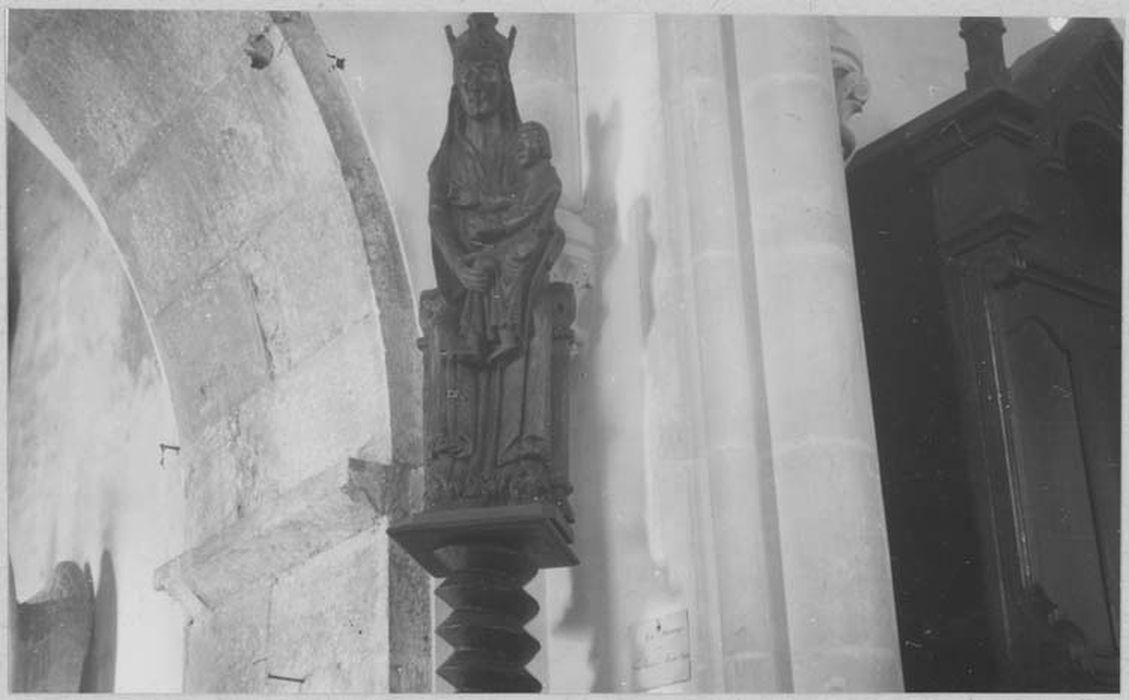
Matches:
[[388, 17, 577, 692], [419, 13, 575, 524]]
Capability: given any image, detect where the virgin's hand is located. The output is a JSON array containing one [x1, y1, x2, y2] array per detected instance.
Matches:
[[448, 185, 476, 208], [456, 263, 491, 293]]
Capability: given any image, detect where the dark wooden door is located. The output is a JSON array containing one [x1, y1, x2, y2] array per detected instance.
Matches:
[[988, 279, 1120, 671]]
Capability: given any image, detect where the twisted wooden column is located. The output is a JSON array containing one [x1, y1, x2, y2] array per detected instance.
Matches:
[[389, 502, 576, 692], [433, 543, 541, 692]]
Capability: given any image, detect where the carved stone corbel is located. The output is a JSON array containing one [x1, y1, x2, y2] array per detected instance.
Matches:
[[829, 18, 871, 161]]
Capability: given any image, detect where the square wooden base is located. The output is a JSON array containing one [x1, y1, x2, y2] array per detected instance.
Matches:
[[387, 503, 577, 577]]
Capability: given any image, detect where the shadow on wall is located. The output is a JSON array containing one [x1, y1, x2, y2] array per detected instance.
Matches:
[[6, 122, 20, 355], [632, 198, 656, 342], [553, 103, 620, 692], [10, 552, 118, 693], [626, 190, 682, 607], [7, 233, 18, 353], [79, 551, 117, 692]]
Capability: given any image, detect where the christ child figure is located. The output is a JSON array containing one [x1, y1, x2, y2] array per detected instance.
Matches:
[[461, 121, 565, 364]]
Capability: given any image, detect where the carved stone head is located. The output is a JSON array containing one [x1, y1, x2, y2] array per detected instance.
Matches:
[[829, 18, 871, 159]]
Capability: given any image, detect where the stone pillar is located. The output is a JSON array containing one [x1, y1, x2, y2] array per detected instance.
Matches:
[[731, 16, 903, 692], [569, 15, 670, 691], [656, 15, 789, 692]]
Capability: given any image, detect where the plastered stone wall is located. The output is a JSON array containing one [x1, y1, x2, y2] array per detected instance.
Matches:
[[9, 8, 392, 542], [7, 124, 185, 691], [9, 10, 419, 692]]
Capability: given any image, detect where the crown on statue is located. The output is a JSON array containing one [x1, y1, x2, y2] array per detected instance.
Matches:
[[445, 12, 517, 67]]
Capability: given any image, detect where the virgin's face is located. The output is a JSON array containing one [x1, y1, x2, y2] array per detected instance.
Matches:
[[456, 60, 504, 120]]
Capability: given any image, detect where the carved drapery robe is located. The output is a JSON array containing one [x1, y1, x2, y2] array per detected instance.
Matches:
[[423, 122, 573, 520]]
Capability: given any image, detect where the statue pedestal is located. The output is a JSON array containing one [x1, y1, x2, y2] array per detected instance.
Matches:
[[388, 503, 576, 577], [389, 504, 576, 692], [391, 279, 577, 693]]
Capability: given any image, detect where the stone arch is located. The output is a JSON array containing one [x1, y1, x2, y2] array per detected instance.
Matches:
[[9, 11, 428, 691], [274, 11, 423, 467], [8, 9, 420, 541]]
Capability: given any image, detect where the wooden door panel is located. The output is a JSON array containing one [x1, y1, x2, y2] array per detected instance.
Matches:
[[989, 280, 1119, 656]]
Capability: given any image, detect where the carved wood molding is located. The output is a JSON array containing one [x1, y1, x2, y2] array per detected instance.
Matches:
[[984, 254, 1118, 310], [419, 282, 575, 517], [938, 209, 1040, 259], [948, 232, 1119, 311], [912, 90, 1038, 172]]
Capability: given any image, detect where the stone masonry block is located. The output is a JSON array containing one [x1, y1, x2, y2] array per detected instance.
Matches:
[[15, 12, 351, 317], [182, 409, 281, 547], [152, 53, 343, 256], [266, 528, 389, 692], [99, 43, 348, 313], [236, 179, 375, 377], [181, 315, 390, 544], [158, 458, 381, 609], [183, 425, 244, 545], [153, 258, 270, 442], [9, 11, 269, 181], [7, 10, 58, 62], [229, 317, 391, 500], [184, 583, 269, 692], [101, 163, 231, 314]]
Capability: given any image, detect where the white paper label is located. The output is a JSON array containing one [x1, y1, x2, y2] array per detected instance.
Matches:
[[630, 609, 691, 691]]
